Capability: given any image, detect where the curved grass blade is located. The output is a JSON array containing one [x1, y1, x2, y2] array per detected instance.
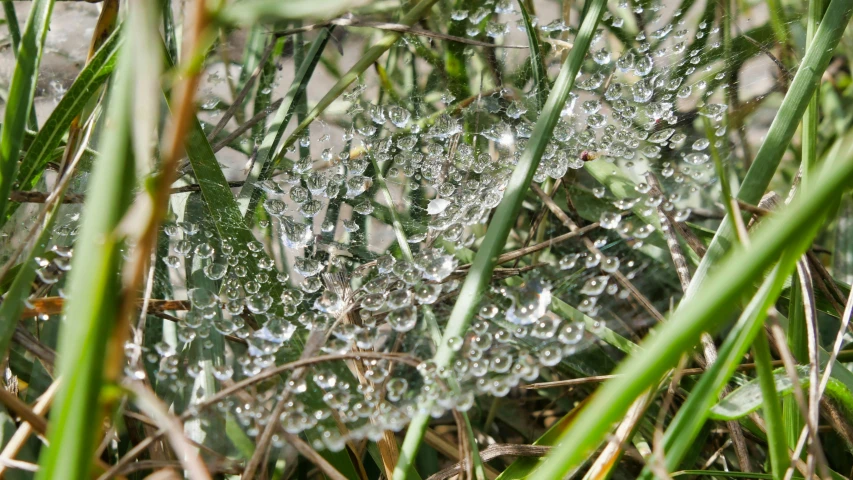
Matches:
[[237, 26, 333, 219], [0, 0, 56, 223], [9, 28, 121, 222], [393, 1, 608, 477], [711, 365, 853, 422], [531, 114, 853, 480], [630, 259, 799, 479], [712, 365, 809, 421]]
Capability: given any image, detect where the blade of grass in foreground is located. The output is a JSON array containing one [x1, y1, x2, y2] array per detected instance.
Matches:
[[35, 27, 136, 480], [531, 117, 853, 480], [635, 257, 802, 479], [393, 1, 608, 478], [684, 0, 852, 302], [0, 0, 56, 223]]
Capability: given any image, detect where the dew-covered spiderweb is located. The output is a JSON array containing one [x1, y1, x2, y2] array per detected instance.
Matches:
[[6, 0, 798, 458]]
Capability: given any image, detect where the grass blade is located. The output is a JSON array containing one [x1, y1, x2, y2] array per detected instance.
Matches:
[[0, 0, 56, 222], [532, 110, 853, 479], [2, 1, 38, 131], [183, 117, 281, 301], [393, 1, 608, 477], [35, 25, 136, 480], [752, 332, 788, 480], [711, 364, 809, 422], [10, 27, 121, 213], [787, 0, 825, 451], [516, 0, 546, 111], [632, 259, 797, 479]]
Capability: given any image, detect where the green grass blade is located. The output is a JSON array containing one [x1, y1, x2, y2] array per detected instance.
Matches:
[[237, 27, 333, 219], [235, 26, 267, 111], [684, 0, 853, 302], [393, 1, 608, 477], [673, 471, 798, 479], [184, 117, 280, 298], [2, 1, 21, 59], [752, 332, 788, 480], [0, 0, 56, 222], [634, 259, 796, 478], [2, 0, 38, 132], [370, 158, 414, 260], [516, 0, 546, 110], [160, 0, 178, 63], [788, 0, 824, 450], [250, 35, 284, 140], [532, 109, 853, 479], [711, 365, 809, 421], [271, 0, 440, 169], [35, 28, 136, 480], [12, 27, 121, 201], [443, 0, 471, 101], [710, 364, 853, 423], [802, 0, 823, 184], [767, 0, 790, 47], [785, 274, 808, 448]]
